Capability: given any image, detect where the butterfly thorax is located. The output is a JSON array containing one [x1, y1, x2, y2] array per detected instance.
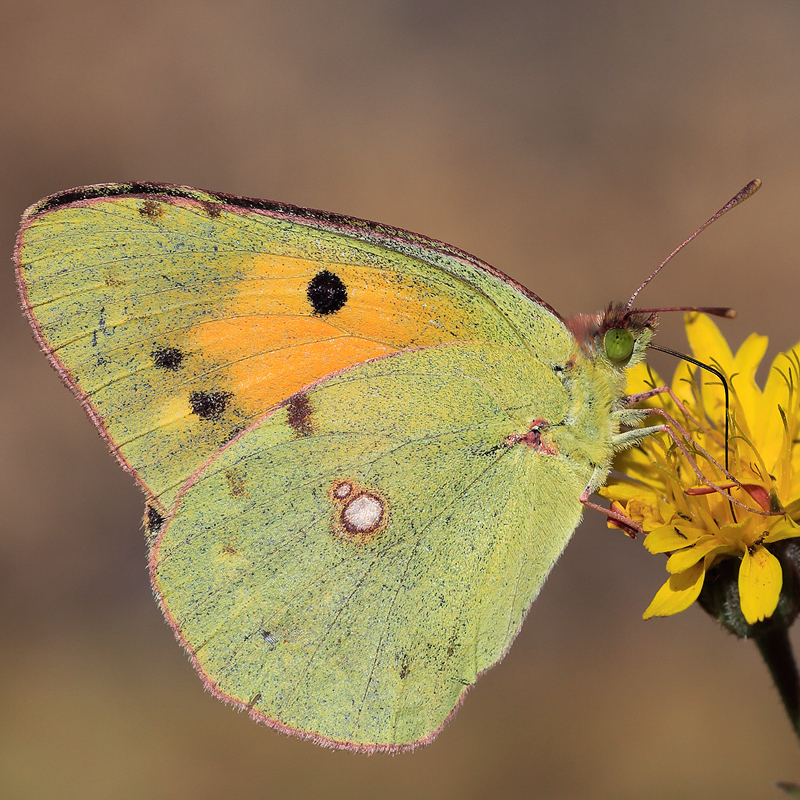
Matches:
[[552, 304, 657, 469]]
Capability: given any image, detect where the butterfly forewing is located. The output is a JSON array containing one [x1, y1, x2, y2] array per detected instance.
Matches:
[[15, 185, 572, 511]]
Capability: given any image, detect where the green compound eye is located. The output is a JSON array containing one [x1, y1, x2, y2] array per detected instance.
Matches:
[[604, 328, 635, 364]]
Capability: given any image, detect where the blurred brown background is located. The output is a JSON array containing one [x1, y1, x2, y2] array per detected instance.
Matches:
[[1, 1, 799, 798]]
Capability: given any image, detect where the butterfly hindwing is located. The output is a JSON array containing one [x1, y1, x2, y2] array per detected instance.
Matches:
[[152, 342, 590, 751]]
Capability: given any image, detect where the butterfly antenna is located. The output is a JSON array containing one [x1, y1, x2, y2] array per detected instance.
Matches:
[[649, 342, 731, 474], [626, 178, 762, 311], [633, 306, 736, 318]]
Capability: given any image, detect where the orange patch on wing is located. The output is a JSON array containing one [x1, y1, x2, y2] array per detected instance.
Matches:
[[230, 277, 317, 316], [193, 315, 344, 354], [228, 338, 396, 413], [192, 314, 397, 415], [185, 253, 502, 421], [330, 268, 484, 347], [238, 255, 495, 349]]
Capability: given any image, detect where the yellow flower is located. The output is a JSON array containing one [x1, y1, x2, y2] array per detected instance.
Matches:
[[600, 313, 800, 624]]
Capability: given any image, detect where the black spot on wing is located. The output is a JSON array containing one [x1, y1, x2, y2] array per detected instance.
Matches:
[[200, 200, 222, 217], [227, 425, 245, 442], [152, 346, 185, 371], [144, 505, 164, 545], [286, 393, 314, 436], [145, 505, 164, 533], [306, 270, 347, 315], [225, 468, 247, 497], [190, 390, 233, 421], [139, 199, 164, 218], [399, 654, 411, 679]]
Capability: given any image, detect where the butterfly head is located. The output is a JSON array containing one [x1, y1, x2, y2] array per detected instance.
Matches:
[[565, 304, 657, 370]]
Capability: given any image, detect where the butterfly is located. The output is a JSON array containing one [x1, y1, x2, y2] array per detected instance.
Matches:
[[14, 181, 750, 752]]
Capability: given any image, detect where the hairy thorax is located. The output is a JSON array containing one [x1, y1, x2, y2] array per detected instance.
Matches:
[[551, 346, 631, 471]]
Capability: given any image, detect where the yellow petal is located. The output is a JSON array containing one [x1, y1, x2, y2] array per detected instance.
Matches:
[[643, 559, 707, 619], [684, 313, 734, 423], [665, 536, 725, 573], [757, 349, 799, 470], [598, 481, 654, 503], [644, 524, 700, 554], [627, 496, 666, 528], [731, 333, 768, 431], [658, 496, 681, 522], [626, 361, 663, 396], [734, 331, 769, 374], [764, 518, 800, 544], [685, 313, 735, 373], [754, 350, 800, 476], [738, 546, 783, 624], [670, 359, 697, 408]]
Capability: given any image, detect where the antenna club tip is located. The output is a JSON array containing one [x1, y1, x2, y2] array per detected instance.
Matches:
[[698, 306, 738, 319], [742, 178, 762, 198]]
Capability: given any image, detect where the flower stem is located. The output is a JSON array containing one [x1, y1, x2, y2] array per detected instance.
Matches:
[[754, 626, 800, 745]]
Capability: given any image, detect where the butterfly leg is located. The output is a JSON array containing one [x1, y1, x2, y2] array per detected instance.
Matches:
[[614, 405, 775, 517], [623, 388, 770, 513], [618, 395, 732, 486], [579, 491, 643, 538], [635, 413, 774, 517], [623, 385, 711, 436], [579, 423, 663, 537], [622, 389, 776, 515]]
